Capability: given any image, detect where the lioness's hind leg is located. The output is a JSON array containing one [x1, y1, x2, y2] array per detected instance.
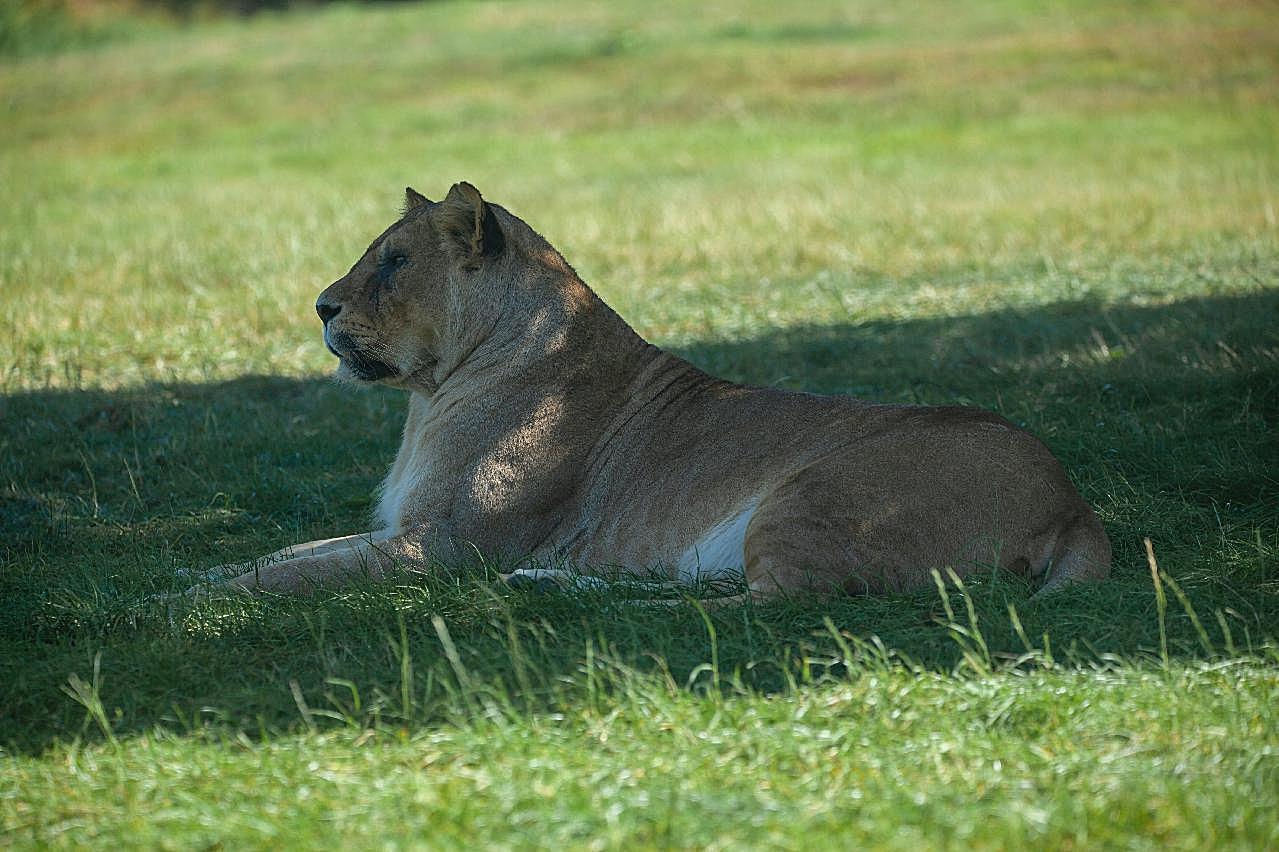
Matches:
[[741, 469, 881, 597], [502, 568, 609, 594], [501, 569, 762, 607], [1032, 513, 1112, 598]]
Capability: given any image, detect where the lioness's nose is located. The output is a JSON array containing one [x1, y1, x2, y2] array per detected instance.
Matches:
[[316, 301, 341, 323]]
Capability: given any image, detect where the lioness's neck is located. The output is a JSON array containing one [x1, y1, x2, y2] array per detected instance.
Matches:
[[421, 264, 660, 409]]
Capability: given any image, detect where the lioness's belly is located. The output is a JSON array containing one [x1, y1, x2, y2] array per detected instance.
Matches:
[[674, 497, 760, 583]]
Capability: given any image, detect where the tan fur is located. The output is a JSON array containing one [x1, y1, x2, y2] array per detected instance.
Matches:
[[214, 183, 1111, 600]]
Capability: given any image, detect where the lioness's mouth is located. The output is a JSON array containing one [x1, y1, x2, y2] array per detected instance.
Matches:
[[325, 330, 397, 380]]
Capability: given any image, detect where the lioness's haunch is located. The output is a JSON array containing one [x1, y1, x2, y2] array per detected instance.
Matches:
[[210, 182, 1111, 600]]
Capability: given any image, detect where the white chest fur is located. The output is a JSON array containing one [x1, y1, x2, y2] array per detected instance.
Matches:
[[675, 498, 760, 583], [375, 464, 414, 532], [376, 404, 435, 533]]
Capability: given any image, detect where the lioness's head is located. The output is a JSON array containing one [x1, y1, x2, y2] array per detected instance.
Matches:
[[317, 182, 554, 389]]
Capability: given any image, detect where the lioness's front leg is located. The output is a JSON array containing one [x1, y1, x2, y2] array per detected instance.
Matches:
[[258, 530, 394, 564], [227, 531, 426, 595], [195, 531, 393, 582]]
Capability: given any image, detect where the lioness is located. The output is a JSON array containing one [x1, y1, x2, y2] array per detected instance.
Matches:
[[211, 182, 1110, 602]]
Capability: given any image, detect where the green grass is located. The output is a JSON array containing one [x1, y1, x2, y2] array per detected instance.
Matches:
[[8, 662, 1278, 847], [2, 0, 1278, 846]]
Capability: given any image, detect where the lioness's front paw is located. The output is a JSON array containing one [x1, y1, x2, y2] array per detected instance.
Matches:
[[173, 562, 244, 585], [150, 581, 247, 606]]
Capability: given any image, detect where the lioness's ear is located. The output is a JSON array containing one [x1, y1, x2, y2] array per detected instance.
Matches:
[[403, 186, 431, 214], [439, 181, 504, 270]]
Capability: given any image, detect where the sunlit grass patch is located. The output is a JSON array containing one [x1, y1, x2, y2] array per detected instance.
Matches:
[[5, 641, 1278, 847]]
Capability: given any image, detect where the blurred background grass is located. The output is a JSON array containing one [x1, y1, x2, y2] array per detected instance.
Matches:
[[2, 0, 1275, 387]]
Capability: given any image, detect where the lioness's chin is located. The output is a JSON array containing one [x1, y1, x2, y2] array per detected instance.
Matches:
[[333, 360, 364, 383], [335, 358, 398, 384]]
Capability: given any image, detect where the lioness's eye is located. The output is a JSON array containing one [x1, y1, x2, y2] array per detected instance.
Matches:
[[376, 251, 409, 283]]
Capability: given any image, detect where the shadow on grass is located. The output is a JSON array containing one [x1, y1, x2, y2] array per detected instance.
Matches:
[[2, 289, 1276, 752]]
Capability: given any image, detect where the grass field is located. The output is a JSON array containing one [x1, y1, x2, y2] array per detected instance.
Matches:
[[3, 0, 1278, 846]]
